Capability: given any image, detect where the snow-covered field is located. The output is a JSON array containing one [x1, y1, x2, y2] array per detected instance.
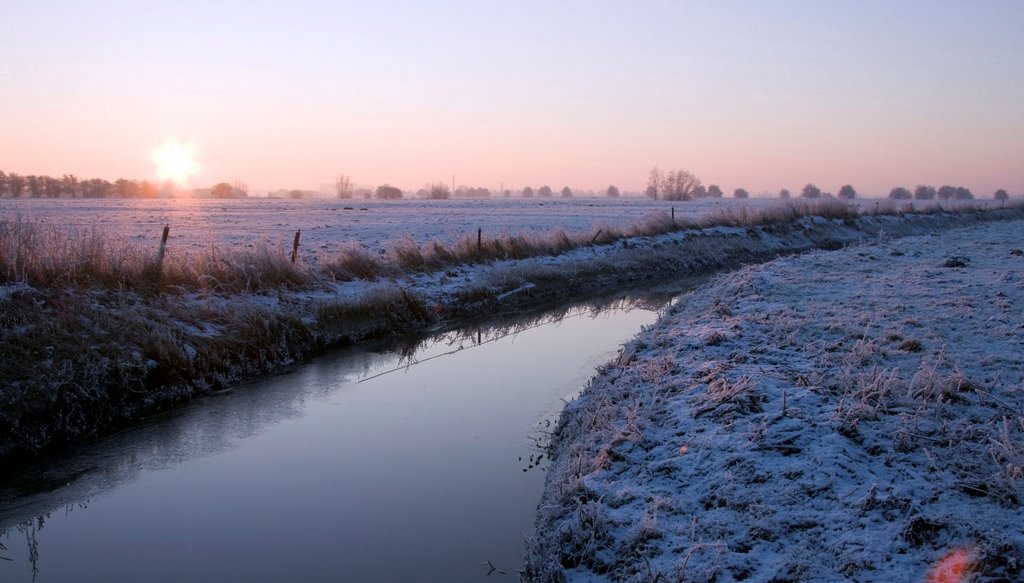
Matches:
[[0, 197, 822, 259], [528, 220, 1024, 582]]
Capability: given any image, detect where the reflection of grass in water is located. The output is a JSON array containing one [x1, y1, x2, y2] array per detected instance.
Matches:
[[364, 294, 674, 383], [1, 513, 47, 580]]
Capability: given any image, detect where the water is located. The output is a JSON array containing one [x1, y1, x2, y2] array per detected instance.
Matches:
[[0, 295, 673, 582]]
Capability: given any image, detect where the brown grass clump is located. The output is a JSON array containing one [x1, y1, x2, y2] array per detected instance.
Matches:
[[0, 216, 318, 293], [692, 375, 762, 418], [321, 242, 386, 280]]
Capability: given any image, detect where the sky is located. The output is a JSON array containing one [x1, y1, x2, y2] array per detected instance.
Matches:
[[2, 0, 1022, 196]]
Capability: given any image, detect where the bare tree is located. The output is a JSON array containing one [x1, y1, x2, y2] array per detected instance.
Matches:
[[8, 173, 25, 197], [538, 185, 553, 197], [994, 189, 1009, 201], [778, 188, 791, 199], [60, 174, 80, 197], [914, 185, 936, 200], [733, 188, 749, 199], [838, 184, 856, 199], [335, 174, 354, 199], [522, 186, 534, 198], [43, 176, 62, 198], [606, 185, 620, 197], [888, 187, 912, 200], [662, 169, 701, 201], [646, 167, 664, 200], [707, 184, 723, 198], [232, 180, 249, 196], [937, 185, 957, 200], [425, 182, 451, 199], [83, 178, 113, 198], [26, 175, 41, 197], [560, 186, 572, 198]]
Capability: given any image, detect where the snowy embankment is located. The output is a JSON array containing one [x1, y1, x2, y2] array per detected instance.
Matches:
[[1, 208, 1022, 460], [525, 220, 1024, 582]]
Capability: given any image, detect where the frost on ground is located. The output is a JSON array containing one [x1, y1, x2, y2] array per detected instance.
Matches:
[[1, 204, 1019, 459], [527, 221, 1024, 582]]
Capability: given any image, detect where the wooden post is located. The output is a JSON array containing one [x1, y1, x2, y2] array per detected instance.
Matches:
[[291, 229, 301, 264], [477, 227, 482, 251], [671, 206, 675, 224], [157, 224, 170, 275]]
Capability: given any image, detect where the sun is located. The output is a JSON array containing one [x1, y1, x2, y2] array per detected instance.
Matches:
[[152, 138, 199, 185]]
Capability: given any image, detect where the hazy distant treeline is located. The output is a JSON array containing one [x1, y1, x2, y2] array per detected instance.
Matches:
[[0, 171, 252, 199], [1, 168, 1010, 202], [644, 166, 1011, 202]]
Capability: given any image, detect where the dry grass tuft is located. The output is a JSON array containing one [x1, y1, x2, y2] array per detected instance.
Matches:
[[321, 242, 386, 280], [692, 375, 762, 418]]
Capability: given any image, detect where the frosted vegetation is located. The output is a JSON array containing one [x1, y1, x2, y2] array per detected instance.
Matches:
[[526, 221, 1024, 582], [0, 197, 1006, 293], [0, 197, 1022, 465]]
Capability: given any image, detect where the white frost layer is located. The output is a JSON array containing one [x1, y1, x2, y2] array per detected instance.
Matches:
[[530, 221, 1024, 582]]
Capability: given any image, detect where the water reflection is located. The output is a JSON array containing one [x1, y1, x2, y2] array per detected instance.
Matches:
[[0, 285, 686, 582]]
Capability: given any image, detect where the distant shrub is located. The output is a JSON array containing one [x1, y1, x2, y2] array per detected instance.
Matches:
[[937, 185, 957, 200], [838, 185, 856, 199], [914, 185, 936, 200], [733, 188, 749, 199], [994, 189, 1009, 201], [888, 187, 912, 200], [375, 184, 403, 200], [801, 184, 821, 199], [425, 182, 451, 200], [606, 185, 620, 198]]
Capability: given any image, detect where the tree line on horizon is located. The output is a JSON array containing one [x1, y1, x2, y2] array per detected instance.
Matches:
[[0, 168, 1012, 203], [0, 170, 251, 199], [644, 167, 1013, 202]]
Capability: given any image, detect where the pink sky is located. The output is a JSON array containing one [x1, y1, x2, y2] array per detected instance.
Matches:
[[2, 1, 1022, 197]]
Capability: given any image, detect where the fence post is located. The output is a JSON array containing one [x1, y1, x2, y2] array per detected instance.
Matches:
[[157, 224, 170, 276], [671, 206, 675, 224], [477, 227, 482, 251], [291, 229, 301, 263]]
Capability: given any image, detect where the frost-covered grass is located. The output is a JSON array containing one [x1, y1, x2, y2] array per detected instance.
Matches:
[[2, 201, 1022, 460], [526, 221, 1024, 582], [2, 198, 1018, 292]]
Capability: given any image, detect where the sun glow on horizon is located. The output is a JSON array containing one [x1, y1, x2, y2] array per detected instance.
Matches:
[[152, 139, 199, 185]]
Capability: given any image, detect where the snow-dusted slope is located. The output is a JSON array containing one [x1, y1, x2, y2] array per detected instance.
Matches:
[[527, 221, 1024, 582]]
